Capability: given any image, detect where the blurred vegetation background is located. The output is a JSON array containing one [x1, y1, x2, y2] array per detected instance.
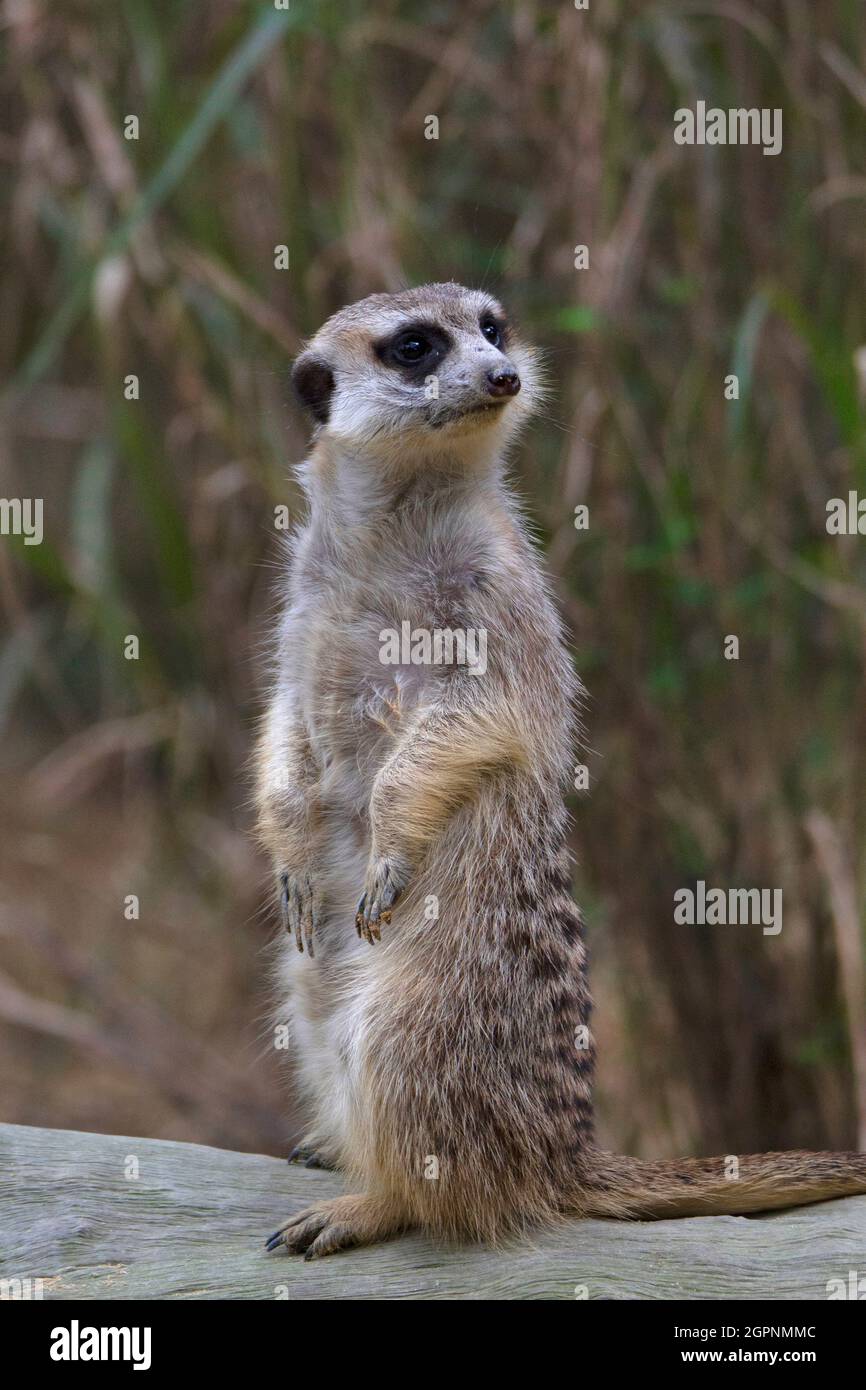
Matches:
[[1, 0, 865, 1159]]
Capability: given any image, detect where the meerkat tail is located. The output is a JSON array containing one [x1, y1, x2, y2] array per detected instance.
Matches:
[[579, 1149, 866, 1220]]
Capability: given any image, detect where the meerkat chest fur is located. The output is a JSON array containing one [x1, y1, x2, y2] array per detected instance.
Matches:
[[288, 463, 563, 814]]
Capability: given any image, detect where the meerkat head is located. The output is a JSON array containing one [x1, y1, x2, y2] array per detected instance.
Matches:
[[291, 283, 541, 469]]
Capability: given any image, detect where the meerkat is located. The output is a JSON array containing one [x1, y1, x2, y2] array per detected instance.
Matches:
[[255, 282, 866, 1260]]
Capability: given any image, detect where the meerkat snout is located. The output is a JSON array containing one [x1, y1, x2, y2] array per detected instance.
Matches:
[[485, 364, 521, 398], [290, 282, 540, 457]]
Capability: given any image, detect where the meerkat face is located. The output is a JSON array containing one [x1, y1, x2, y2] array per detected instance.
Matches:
[[291, 283, 541, 463]]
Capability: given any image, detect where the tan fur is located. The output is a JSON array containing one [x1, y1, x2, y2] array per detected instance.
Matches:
[[256, 283, 866, 1259]]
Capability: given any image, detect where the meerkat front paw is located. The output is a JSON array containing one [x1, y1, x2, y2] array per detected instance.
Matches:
[[279, 869, 321, 955], [355, 856, 408, 944]]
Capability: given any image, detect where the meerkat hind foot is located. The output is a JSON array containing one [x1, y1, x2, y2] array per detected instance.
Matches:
[[286, 1144, 338, 1170], [265, 1194, 405, 1260]]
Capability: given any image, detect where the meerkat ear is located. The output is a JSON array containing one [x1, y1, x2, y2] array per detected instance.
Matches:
[[292, 353, 335, 425]]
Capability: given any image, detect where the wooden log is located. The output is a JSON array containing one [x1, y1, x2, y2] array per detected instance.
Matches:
[[1, 1122, 864, 1300]]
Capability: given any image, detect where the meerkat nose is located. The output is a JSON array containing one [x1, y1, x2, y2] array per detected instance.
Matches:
[[485, 366, 521, 398]]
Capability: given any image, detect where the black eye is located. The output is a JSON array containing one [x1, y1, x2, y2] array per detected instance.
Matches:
[[376, 322, 451, 372], [480, 317, 501, 347], [392, 332, 432, 364]]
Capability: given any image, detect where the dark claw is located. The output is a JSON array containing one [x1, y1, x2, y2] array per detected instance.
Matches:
[[288, 1144, 336, 1170], [279, 873, 290, 933], [305, 913, 315, 959], [279, 871, 304, 953], [291, 879, 304, 954], [289, 1143, 316, 1165], [355, 863, 406, 944], [265, 1230, 284, 1251]]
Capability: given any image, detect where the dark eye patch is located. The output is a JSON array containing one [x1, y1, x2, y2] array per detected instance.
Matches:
[[374, 321, 452, 381], [292, 354, 335, 424]]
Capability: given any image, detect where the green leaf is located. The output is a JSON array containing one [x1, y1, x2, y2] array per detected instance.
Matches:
[[727, 291, 769, 446], [769, 287, 865, 470], [0, 618, 49, 732], [118, 408, 196, 610], [553, 306, 602, 334], [72, 441, 115, 597], [3, 530, 74, 594]]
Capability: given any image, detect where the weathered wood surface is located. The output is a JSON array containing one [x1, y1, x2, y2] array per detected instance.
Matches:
[[2, 1122, 865, 1300]]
